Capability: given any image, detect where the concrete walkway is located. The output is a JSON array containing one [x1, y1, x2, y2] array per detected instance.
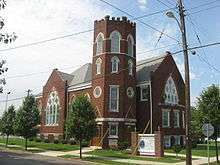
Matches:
[[1, 143, 217, 165]]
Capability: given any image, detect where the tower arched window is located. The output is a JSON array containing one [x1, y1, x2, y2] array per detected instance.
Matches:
[[111, 56, 120, 73], [110, 30, 121, 53], [164, 76, 179, 104], [96, 33, 104, 55], [95, 58, 102, 75], [128, 59, 133, 75], [45, 91, 60, 125], [127, 34, 134, 57]]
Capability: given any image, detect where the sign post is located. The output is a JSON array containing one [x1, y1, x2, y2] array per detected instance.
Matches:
[[202, 123, 214, 165]]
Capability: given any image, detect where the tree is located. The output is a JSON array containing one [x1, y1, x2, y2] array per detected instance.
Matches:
[[14, 95, 40, 150], [0, 0, 17, 93], [196, 84, 220, 163], [65, 95, 97, 159], [172, 145, 183, 158], [0, 105, 16, 147]]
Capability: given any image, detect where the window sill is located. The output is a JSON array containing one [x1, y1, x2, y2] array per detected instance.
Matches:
[[109, 110, 119, 113], [111, 71, 119, 74], [108, 135, 118, 139], [174, 126, 180, 128], [162, 126, 170, 128], [140, 99, 148, 102], [45, 124, 59, 127]]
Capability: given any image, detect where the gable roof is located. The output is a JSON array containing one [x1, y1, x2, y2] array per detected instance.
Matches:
[[57, 71, 74, 83], [136, 54, 167, 83], [69, 63, 92, 86], [55, 54, 168, 87]]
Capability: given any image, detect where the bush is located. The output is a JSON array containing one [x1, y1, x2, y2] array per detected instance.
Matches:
[[61, 140, 68, 144], [35, 138, 41, 142], [69, 140, 77, 145], [44, 139, 49, 143], [172, 145, 183, 158], [54, 139, 59, 144], [82, 140, 89, 147], [29, 138, 34, 141], [118, 141, 129, 150]]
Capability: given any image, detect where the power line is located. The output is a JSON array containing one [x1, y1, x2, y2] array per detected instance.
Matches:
[[2, 40, 220, 103], [98, 0, 180, 43], [188, 0, 220, 10], [188, 4, 220, 15], [0, 8, 178, 53], [5, 43, 179, 80]]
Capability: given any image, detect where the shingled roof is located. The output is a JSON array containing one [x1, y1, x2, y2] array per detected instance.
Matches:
[[136, 54, 167, 83], [56, 55, 168, 87]]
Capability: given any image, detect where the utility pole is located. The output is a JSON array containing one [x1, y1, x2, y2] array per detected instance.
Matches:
[[27, 89, 32, 97], [178, 0, 192, 164]]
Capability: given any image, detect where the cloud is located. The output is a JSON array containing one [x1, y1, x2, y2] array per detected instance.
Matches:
[[137, 0, 148, 11], [0, 0, 112, 115]]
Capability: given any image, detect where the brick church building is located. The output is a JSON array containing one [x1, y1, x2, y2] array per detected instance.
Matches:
[[36, 16, 185, 148]]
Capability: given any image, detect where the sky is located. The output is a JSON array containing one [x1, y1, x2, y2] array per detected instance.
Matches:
[[0, 0, 219, 116]]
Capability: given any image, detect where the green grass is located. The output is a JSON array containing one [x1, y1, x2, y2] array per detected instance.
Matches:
[[165, 142, 220, 157], [201, 162, 220, 165], [84, 157, 139, 165], [0, 137, 79, 152], [85, 149, 185, 163]]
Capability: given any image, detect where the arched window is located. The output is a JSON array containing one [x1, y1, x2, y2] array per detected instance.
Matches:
[[128, 59, 133, 75], [164, 76, 179, 104], [95, 58, 102, 75], [96, 33, 104, 55], [127, 34, 134, 57], [45, 91, 60, 125], [111, 56, 120, 73], [110, 30, 121, 53]]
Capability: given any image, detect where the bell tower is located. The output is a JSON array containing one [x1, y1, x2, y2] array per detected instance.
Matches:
[[91, 16, 137, 148]]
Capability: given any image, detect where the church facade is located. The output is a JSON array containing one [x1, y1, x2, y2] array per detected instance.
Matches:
[[36, 16, 185, 148]]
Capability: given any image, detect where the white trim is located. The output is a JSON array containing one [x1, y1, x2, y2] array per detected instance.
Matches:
[[109, 85, 119, 112], [96, 118, 136, 122], [110, 30, 121, 53], [111, 56, 120, 73], [68, 82, 92, 92], [150, 80, 153, 134], [93, 86, 102, 98], [127, 34, 134, 57], [162, 109, 170, 128], [108, 122, 119, 139], [93, 52, 136, 59], [173, 110, 180, 128], [136, 82, 150, 87], [140, 85, 149, 101]]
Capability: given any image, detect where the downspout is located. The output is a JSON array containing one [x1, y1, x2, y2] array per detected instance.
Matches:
[[64, 80, 68, 139], [149, 79, 153, 134]]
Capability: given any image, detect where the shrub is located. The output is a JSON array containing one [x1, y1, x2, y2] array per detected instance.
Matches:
[[35, 138, 41, 142], [82, 140, 89, 147], [29, 138, 34, 141], [69, 140, 77, 145], [61, 140, 67, 144], [54, 139, 59, 144], [118, 141, 129, 150], [44, 139, 49, 143], [172, 145, 183, 158]]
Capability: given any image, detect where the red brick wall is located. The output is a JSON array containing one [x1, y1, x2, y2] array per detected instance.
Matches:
[[40, 69, 66, 135]]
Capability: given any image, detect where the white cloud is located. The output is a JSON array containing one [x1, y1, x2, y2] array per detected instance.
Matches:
[[0, 0, 112, 115], [137, 0, 148, 11]]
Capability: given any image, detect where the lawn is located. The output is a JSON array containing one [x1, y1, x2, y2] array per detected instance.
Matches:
[[0, 137, 79, 152], [84, 149, 185, 163], [165, 142, 220, 157]]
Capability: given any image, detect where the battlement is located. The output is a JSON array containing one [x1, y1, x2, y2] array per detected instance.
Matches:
[[95, 15, 136, 27]]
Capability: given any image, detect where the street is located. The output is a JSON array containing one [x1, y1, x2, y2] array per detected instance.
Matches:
[[0, 151, 93, 165]]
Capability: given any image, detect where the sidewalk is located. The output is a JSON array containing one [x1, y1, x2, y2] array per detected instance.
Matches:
[[1, 143, 217, 165]]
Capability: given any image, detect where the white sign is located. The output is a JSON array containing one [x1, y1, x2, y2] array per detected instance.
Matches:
[[138, 134, 155, 156], [108, 139, 118, 146], [202, 124, 214, 137]]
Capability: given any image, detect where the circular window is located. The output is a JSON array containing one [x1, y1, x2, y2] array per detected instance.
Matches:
[[127, 87, 134, 98], [93, 86, 102, 98]]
